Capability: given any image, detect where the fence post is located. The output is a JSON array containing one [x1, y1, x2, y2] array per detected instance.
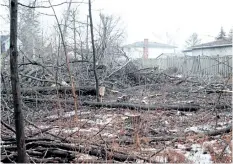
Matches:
[[226, 56, 230, 77], [183, 55, 187, 75], [223, 56, 226, 77], [217, 54, 220, 75], [197, 55, 201, 75]]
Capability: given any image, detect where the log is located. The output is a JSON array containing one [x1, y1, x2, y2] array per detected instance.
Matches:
[[2, 86, 96, 96], [27, 127, 55, 138], [1, 152, 17, 163], [26, 141, 137, 162], [21, 97, 200, 112], [34, 148, 75, 159], [1, 138, 160, 163], [2, 140, 144, 162], [1, 121, 16, 133], [101, 136, 185, 145], [1, 152, 65, 163], [204, 125, 232, 136], [29, 157, 64, 163], [206, 90, 233, 94], [1, 137, 54, 145], [82, 101, 200, 112]]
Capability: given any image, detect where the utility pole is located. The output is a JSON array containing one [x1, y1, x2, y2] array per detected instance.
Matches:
[[10, 0, 27, 162]]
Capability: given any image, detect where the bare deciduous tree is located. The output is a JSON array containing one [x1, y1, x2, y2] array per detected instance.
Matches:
[[10, 0, 27, 162], [185, 32, 201, 47], [89, 0, 100, 102], [48, 0, 79, 119]]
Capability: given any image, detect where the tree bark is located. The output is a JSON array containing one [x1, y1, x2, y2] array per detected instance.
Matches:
[[9, 0, 27, 162], [88, 0, 100, 102], [72, 9, 77, 59]]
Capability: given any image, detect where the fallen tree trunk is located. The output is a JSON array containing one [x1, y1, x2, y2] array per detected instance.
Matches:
[[1, 140, 147, 162], [2, 86, 96, 96], [206, 90, 233, 94], [1, 137, 54, 145], [204, 125, 232, 136], [101, 136, 185, 145], [82, 101, 200, 112], [21, 97, 200, 112]]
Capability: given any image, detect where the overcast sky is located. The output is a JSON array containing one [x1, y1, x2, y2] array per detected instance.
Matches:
[[0, 0, 233, 49], [93, 0, 233, 48]]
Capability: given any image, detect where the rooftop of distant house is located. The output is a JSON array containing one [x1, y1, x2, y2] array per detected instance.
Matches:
[[124, 40, 177, 49], [183, 37, 232, 52]]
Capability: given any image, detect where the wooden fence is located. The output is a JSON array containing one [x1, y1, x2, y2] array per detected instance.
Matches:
[[136, 55, 232, 77]]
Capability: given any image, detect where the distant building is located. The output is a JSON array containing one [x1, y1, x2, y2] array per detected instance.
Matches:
[[1, 35, 22, 54], [123, 39, 177, 59], [1, 35, 9, 54], [183, 37, 232, 56]]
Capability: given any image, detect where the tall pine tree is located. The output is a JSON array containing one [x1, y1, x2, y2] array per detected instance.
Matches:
[[228, 28, 233, 39], [216, 27, 226, 40]]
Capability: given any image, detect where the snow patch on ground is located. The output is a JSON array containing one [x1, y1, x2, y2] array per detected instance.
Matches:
[[77, 153, 98, 160], [185, 144, 212, 163], [47, 111, 91, 119], [26, 125, 52, 131], [51, 127, 100, 134], [185, 125, 212, 133], [101, 132, 117, 138], [154, 156, 168, 163]]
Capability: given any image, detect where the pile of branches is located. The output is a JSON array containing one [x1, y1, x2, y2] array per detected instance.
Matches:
[[1, 137, 155, 163]]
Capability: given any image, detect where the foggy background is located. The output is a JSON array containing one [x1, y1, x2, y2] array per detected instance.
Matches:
[[0, 0, 233, 50]]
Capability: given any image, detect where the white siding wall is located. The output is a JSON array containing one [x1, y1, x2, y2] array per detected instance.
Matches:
[[124, 47, 176, 59], [1, 38, 22, 53], [191, 46, 232, 56]]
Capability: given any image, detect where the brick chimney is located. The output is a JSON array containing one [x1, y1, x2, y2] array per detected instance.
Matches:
[[143, 38, 148, 59]]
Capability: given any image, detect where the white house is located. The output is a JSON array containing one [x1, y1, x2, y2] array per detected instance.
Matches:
[[1, 35, 23, 69], [123, 39, 177, 59], [1, 35, 22, 54], [183, 38, 232, 56]]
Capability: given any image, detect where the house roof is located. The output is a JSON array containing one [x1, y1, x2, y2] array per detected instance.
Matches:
[[183, 38, 232, 52], [124, 41, 177, 49]]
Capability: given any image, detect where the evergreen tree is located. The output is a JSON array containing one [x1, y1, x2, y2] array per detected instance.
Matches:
[[18, 4, 41, 59], [216, 26, 226, 40], [228, 28, 233, 39]]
